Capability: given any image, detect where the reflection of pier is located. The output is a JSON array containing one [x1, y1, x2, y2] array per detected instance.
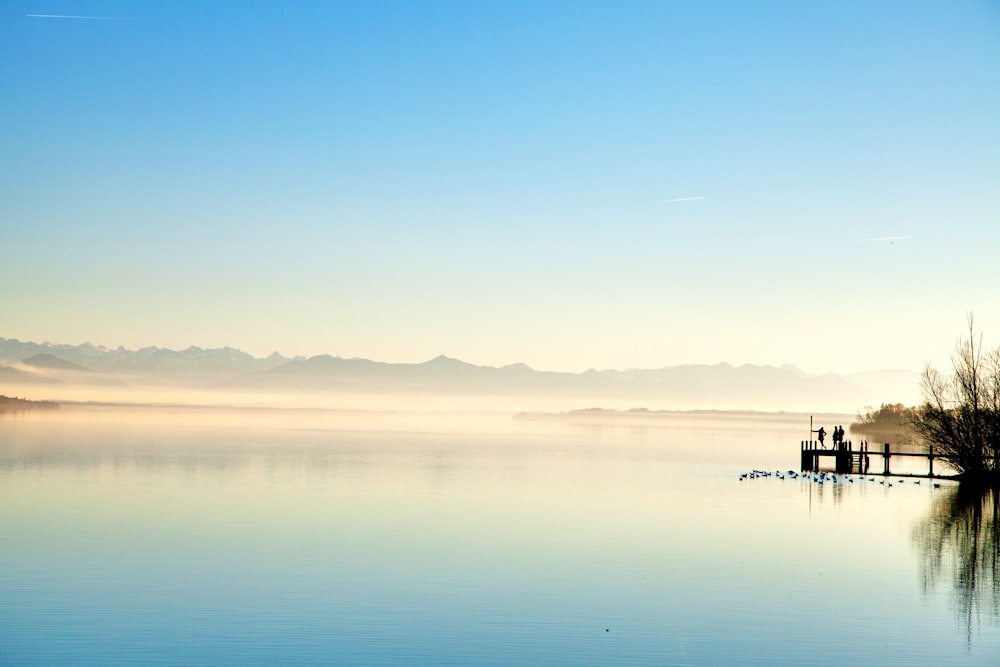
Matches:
[[800, 440, 957, 478]]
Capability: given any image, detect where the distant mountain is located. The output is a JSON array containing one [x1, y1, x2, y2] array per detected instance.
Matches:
[[0, 338, 298, 376], [23, 353, 97, 372], [0, 337, 922, 411], [227, 354, 921, 411], [10, 352, 128, 387], [0, 365, 62, 384]]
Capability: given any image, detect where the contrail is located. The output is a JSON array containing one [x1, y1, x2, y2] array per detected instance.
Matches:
[[862, 235, 911, 242], [27, 14, 125, 20], [663, 196, 706, 203]]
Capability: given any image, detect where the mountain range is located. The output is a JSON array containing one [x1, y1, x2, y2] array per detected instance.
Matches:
[[0, 337, 921, 411], [0, 338, 297, 375]]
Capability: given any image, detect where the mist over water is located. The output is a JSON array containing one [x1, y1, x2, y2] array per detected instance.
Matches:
[[2, 406, 998, 665]]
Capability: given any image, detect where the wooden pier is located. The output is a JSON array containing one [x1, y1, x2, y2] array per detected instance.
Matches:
[[800, 440, 955, 478]]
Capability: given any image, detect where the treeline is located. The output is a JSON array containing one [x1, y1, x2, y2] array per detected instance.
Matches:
[[853, 403, 916, 428], [0, 395, 59, 410]]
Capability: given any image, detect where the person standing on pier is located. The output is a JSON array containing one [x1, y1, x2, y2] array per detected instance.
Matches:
[[813, 426, 827, 448]]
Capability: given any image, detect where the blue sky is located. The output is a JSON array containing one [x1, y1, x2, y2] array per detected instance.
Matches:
[[2, 1, 998, 373]]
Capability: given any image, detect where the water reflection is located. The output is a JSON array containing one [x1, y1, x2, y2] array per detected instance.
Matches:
[[915, 484, 1000, 643], [6, 408, 1000, 664]]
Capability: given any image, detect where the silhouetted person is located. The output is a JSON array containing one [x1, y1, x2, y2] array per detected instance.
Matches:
[[813, 426, 827, 448]]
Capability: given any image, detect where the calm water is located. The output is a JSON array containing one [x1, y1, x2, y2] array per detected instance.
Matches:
[[2, 407, 998, 665]]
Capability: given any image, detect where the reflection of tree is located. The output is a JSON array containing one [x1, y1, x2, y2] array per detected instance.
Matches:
[[915, 484, 1000, 645]]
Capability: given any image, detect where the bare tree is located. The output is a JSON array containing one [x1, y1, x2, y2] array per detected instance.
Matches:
[[913, 315, 1000, 480]]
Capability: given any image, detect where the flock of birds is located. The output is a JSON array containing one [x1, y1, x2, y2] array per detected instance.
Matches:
[[739, 469, 942, 488]]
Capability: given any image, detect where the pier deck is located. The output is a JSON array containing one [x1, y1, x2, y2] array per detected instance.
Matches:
[[800, 440, 957, 479]]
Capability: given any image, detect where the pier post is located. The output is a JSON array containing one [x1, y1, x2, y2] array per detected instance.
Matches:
[[835, 440, 849, 474], [883, 443, 891, 476], [929, 445, 934, 477]]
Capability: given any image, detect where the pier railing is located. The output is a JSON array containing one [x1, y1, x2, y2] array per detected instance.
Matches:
[[800, 440, 957, 478]]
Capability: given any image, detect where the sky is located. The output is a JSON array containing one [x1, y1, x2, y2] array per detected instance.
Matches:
[[1, 1, 998, 375]]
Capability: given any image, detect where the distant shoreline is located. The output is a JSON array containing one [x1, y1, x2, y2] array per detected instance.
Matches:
[[515, 407, 853, 421], [0, 395, 60, 411], [0, 398, 854, 419]]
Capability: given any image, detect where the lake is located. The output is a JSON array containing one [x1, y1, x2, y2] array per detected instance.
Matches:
[[2, 406, 998, 665]]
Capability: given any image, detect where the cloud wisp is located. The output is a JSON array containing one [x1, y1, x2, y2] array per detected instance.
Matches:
[[862, 235, 912, 242], [663, 196, 706, 203]]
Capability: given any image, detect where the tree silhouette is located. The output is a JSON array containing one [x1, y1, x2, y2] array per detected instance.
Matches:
[[912, 316, 1000, 480]]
